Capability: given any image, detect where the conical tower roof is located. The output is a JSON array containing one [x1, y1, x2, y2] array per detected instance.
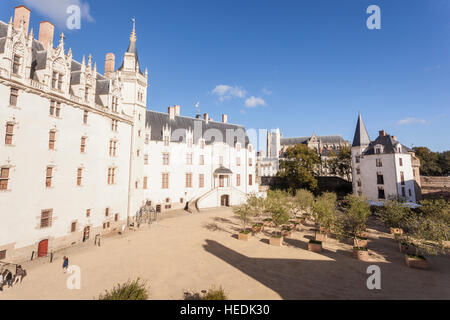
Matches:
[[352, 113, 371, 147]]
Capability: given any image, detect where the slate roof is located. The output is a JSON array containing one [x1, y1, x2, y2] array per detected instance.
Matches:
[[281, 135, 347, 146], [0, 21, 7, 53], [363, 135, 411, 156], [214, 166, 233, 175], [145, 111, 250, 147], [352, 113, 371, 147], [118, 38, 143, 74]]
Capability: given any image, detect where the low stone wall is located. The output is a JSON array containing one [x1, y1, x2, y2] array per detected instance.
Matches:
[[420, 176, 450, 201]]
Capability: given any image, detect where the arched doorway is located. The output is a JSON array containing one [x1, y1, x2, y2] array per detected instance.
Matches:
[[221, 195, 230, 207], [38, 239, 48, 257]]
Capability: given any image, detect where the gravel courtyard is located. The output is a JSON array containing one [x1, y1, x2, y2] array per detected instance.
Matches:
[[1, 207, 449, 300]]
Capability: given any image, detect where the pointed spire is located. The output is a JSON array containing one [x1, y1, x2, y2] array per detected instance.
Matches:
[[352, 113, 371, 147], [82, 55, 86, 65], [130, 17, 136, 42], [59, 32, 65, 46], [88, 54, 92, 68]]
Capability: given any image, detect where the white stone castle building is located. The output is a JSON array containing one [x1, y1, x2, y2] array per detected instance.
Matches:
[[351, 113, 421, 203], [0, 5, 258, 263]]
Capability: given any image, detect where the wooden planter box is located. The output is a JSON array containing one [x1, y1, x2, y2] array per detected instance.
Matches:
[[281, 228, 292, 238], [405, 255, 428, 270], [357, 231, 369, 238], [354, 238, 368, 249], [270, 236, 283, 247], [238, 232, 251, 241], [308, 241, 322, 253], [354, 248, 370, 262], [252, 225, 262, 234], [390, 228, 403, 235], [315, 231, 327, 242]]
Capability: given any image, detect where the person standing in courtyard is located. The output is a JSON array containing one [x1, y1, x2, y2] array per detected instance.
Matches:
[[62, 256, 69, 273], [5, 270, 12, 288], [13, 265, 24, 285], [0, 272, 3, 292]]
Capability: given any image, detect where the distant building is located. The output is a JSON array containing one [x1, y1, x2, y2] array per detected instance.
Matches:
[[351, 113, 421, 203], [257, 129, 350, 179]]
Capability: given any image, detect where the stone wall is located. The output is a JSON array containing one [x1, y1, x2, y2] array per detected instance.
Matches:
[[420, 176, 450, 201]]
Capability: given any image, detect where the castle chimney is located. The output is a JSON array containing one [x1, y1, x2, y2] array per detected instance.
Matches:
[[222, 114, 228, 124], [379, 130, 386, 137], [204, 113, 209, 124], [392, 136, 397, 141], [14, 5, 31, 34], [174, 105, 180, 116], [168, 106, 175, 120], [104, 53, 115, 78], [38, 21, 54, 50]]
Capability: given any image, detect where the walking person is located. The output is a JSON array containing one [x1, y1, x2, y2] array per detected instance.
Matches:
[[0, 272, 3, 292], [5, 270, 12, 288], [13, 265, 24, 285], [62, 256, 69, 273]]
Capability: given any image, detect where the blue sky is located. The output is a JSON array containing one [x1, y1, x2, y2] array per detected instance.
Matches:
[[3, 0, 450, 152]]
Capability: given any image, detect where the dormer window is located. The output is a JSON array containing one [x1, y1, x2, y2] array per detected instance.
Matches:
[[375, 147, 381, 154], [236, 143, 241, 152]]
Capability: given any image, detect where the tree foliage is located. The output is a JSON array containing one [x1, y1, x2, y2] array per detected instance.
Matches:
[[312, 192, 337, 230], [379, 200, 411, 229], [294, 189, 315, 217], [98, 278, 149, 300], [336, 195, 370, 247], [325, 146, 352, 180], [276, 144, 320, 191], [413, 147, 450, 176], [233, 204, 255, 233]]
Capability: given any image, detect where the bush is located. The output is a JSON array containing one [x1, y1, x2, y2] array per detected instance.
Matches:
[[98, 278, 149, 300], [379, 200, 411, 229], [202, 286, 228, 300]]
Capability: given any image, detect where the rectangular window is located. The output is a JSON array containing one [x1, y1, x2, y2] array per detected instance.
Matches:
[[40, 209, 53, 228], [55, 102, 61, 117], [163, 153, 170, 165], [58, 73, 63, 90], [402, 187, 406, 198], [399, 158, 403, 167], [5, 123, 14, 145], [249, 174, 253, 186], [237, 157, 241, 166], [83, 110, 88, 124], [164, 135, 170, 146], [356, 168, 361, 175], [115, 213, 119, 222], [0, 168, 10, 190], [249, 158, 253, 167], [377, 173, 384, 185], [219, 175, 225, 188], [199, 155, 205, 165], [200, 140, 205, 149], [10, 88, 18, 106], [71, 222, 77, 233], [376, 148, 381, 154], [85, 86, 89, 102], [355, 156, 360, 164], [409, 189, 412, 197], [107, 168, 116, 185], [186, 153, 193, 165], [400, 172, 405, 186], [0, 250, 6, 260], [162, 173, 169, 189], [13, 55, 20, 74], [143, 176, 148, 189], [111, 120, 118, 132], [236, 174, 241, 187], [50, 100, 55, 116], [378, 187, 386, 200], [145, 134, 150, 144], [186, 173, 192, 188], [49, 130, 56, 150], [86, 209, 91, 218], [46, 167, 53, 188], [52, 72, 58, 89], [199, 174, 204, 188], [357, 180, 362, 187], [144, 154, 149, 165], [109, 140, 117, 157], [77, 168, 83, 186], [80, 137, 86, 153], [105, 208, 109, 217], [376, 159, 383, 167]]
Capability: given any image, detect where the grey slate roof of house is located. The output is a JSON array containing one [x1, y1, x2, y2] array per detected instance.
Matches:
[[352, 114, 371, 147], [118, 38, 143, 75], [145, 111, 250, 147], [363, 135, 411, 155], [281, 135, 347, 146]]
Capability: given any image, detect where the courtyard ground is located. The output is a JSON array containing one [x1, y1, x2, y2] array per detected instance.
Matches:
[[0, 207, 449, 300]]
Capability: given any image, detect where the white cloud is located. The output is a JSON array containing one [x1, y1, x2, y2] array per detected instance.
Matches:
[[397, 118, 430, 126], [262, 88, 272, 95], [21, 0, 94, 28], [211, 85, 247, 102], [245, 96, 266, 108]]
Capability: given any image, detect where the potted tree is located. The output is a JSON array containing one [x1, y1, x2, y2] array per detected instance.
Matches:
[[265, 195, 290, 246], [294, 189, 314, 226], [336, 195, 371, 261], [246, 193, 265, 234], [379, 200, 410, 236], [311, 192, 337, 243], [233, 204, 254, 241]]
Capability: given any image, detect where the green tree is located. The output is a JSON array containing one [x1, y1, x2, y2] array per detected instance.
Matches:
[[294, 189, 315, 219], [233, 204, 254, 233], [419, 199, 450, 242], [276, 144, 320, 191], [413, 147, 443, 176], [312, 192, 337, 231], [379, 200, 411, 229], [98, 279, 149, 300], [325, 146, 352, 181], [264, 190, 290, 236], [336, 195, 371, 248]]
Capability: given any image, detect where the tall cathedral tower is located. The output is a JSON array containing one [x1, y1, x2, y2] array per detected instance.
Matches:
[[117, 21, 149, 223]]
